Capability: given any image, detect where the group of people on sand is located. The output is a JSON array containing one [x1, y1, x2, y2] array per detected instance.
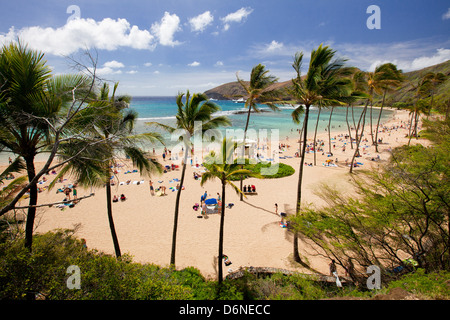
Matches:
[[243, 185, 256, 193], [113, 194, 127, 202]]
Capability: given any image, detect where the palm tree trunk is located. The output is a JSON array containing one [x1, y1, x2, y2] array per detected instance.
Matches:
[[170, 147, 189, 266], [106, 177, 121, 258], [240, 106, 252, 201], [313, 107, 321, 166], [328, 107, 334, 154], [374, 89, 387, 152], [294, 105, 310, 263], [350, 102, 368, 173], [24, 154, 38, 251], [370, 102, 374, 145], [218, 178, 226, 285], [346, 105, 353, 149]]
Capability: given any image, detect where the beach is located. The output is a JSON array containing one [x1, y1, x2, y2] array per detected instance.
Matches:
[[1, 108, 424, 279]]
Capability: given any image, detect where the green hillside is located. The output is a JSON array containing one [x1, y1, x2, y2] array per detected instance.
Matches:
[[204, 60, 450, 113]]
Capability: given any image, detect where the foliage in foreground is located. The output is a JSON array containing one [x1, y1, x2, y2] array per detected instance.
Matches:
[[0, 229, 448, 300]]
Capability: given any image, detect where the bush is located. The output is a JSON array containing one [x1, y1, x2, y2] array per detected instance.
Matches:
[[387, 269, 450, 300]]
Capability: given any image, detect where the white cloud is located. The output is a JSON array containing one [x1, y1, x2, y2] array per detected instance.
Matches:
[[221, 7, 253, 31], [127, 70, 138, 74], [95, 67, 122, 76], [0, 18, 156, 56], [189, 11, 214, 32], [266, 40, 284, 52], [103, 60, 125, 69], [442, 8, 450, 20], [144, 62, 153, 67], [92, 60, 125, 76], [151, 12, 182, 47], [214, 61, 224, 67], [188, 61, 201, 67], [410, 48, 450, 70], [334, 40, 450, 72]]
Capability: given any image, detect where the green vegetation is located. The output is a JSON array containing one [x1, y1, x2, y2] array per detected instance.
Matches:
[[1, 229, 448, 300], [290, 117, 450, 287], [228, 161, 295, 181]]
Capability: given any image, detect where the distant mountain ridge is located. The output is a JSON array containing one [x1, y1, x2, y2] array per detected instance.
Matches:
[[204, 60, 450, 106]]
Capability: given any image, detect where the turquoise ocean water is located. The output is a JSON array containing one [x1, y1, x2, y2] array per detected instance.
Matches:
[[132, 96, 394, 151], [0, 96, 394, 163]]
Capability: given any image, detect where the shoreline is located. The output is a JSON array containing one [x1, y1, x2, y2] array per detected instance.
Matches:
[[0, 108, 424, 279]]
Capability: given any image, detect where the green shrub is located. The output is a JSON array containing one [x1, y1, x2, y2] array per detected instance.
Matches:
[[387, 268, 450, 300]]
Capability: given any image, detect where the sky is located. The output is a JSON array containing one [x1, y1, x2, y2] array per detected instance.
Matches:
[[0, 0, 449, 96]]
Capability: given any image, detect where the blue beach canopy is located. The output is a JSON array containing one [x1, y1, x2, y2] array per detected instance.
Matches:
[[205, 198, 217, 205]]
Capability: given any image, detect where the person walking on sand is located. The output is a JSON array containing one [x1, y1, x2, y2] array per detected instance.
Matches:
[[329, 259, 343, 287], [274, 203, 278, 215], [149, 180, 154, 196]]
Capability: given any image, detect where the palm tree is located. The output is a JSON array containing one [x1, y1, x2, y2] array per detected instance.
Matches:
[[200, 138, 259, 284], [312, 105, 323, 165], [289, 44, 352, 262], [422, 71, 446, 113], [373, 63, 403, 152], [0, 42, 93, 251], [147, 91, 231, 267], [55, 82, 164, 258], [236, 64, 280, 199], [348, 64, 397, 171]]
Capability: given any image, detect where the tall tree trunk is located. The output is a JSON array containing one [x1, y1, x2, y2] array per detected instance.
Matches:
[[313, 107, 321, 166], [407, 111, 414, 145], [294, 105, 310, 263], [370, 102, 374, 145], [328, 107, 334, 154], [240, 106, 252, 201], [374, 89, 387, 153], [218, 179, 226, 285], [170, 147, 189, 266], [350, 102, 368, 173], [346, 105, 353, 149], [24, 154, 38, 301], [106, 175, 121, 258], [24, 155, 38, 251]]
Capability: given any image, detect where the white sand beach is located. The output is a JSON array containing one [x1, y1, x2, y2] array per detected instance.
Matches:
[[1, 108, 424, 279]]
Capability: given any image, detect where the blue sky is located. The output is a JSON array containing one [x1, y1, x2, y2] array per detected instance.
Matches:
[[1, 0, 449, 96]]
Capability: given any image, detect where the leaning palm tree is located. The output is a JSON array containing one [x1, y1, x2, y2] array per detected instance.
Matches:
[[236, 64, 280, 200], [0, 42, 94, 251], [348, 63, 398, 172], [55, 82, 164, 258], [422, 71, 446, 113], [201, 138, 260, 285], [147, 91, 231, 267], [289, 44, 353, 262], [373, 63, 403, 152]]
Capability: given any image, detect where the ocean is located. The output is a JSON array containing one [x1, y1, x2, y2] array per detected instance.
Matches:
[[0, 96, 394, 163], [132, 96, 394, 150]]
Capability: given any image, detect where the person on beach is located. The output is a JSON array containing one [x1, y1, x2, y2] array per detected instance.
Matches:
[[329, 259, 338, 277], [149, 180, 154, 195], [64, 187, 71, 201], [72, 184, 78, 202], [274, 203, 278, 215], [201, 191, 207, 203], [223, 255, 232, 266]]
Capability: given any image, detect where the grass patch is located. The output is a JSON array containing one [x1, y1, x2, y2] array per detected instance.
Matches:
[[229, 161, 295, 181]]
